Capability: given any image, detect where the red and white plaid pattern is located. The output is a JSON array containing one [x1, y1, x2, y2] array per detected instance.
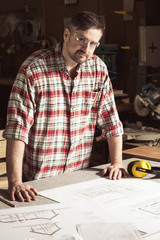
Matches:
[[3, 43, 123, 180]]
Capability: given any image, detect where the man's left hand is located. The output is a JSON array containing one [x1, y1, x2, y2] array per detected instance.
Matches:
[[101, 163, 127, 180]]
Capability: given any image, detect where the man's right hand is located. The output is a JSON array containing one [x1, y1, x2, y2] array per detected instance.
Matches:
[[6, 139, 38, 202], [8, 182, 38, 202]]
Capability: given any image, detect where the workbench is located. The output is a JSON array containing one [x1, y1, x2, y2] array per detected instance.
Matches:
[[0, 158, 160, 209], [0, 158, 160, 239]]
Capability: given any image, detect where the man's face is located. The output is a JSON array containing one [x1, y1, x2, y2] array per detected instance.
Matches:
[[63, 28, 102, 65]]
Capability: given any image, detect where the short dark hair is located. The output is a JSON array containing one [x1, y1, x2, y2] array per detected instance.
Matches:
[[68, 11, 105, 33]]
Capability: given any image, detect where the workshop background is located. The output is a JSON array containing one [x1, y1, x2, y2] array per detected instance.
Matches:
[[0, 0, 160, 166]]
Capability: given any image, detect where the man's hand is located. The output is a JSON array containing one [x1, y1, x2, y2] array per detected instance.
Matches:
[[8, 182, 38, 202], [101, 163, 127, 180]]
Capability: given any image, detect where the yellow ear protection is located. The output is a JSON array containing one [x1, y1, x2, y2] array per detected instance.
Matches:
[[127, 160, 160, 178]]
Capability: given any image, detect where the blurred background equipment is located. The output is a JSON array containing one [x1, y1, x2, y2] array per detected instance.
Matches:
[[134, 83, 160, 119]]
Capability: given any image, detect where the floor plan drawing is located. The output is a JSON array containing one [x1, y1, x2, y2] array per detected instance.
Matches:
[[0, 209, 59, 223], [138, 196, 160, 216], [0, 203, 104, 240], [39, 178, 160, 207], [39, 178, 160, 240], [30, 222, 61, 236], [1, 178, 160, 240]]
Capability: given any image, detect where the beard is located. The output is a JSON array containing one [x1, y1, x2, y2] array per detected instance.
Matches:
[[67, 48, 90, 64]]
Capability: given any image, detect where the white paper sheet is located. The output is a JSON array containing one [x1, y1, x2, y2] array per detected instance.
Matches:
[[0, 203, 104, 240], [77, 222, 141, 240], [39, 177, 160, 239], [0, 202, 142, 240], [39, 178, 160, 206], [1, 177, 160, 239]]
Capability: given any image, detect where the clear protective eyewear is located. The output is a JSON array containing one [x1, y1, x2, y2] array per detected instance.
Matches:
[[73, 32, 100, 49]]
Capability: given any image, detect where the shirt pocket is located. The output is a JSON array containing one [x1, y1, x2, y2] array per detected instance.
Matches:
[[78, 90, 102, 114], [90, 90, 102, 109]]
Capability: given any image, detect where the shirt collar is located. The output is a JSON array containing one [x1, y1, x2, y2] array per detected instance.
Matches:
[[55, 42, 66, 71]]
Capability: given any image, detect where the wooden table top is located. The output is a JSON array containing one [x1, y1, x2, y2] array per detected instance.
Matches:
[[123, 146, 160, 161]]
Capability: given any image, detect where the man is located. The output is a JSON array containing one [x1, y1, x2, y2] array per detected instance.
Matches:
[[3, 11, 126, 202]]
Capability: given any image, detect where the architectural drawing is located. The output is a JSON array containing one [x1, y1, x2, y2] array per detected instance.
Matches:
[[30, 222, 61, 235], [0, 209, 58, 223], [39, 178, 160, 207], [39, 178, 160, 240], [1, 177, 160, 240], [74, 180, 140, 199], [0, 203, 103, 240], [138, 196, 160, 215]]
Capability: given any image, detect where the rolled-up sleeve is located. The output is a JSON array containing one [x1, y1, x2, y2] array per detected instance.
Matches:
[[97, 74, 124, 138], [3, 68, 36, 144]]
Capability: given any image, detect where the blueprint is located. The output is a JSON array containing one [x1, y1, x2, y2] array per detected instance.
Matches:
[[0, 203, 140, 240], [39, 177, 160, 240], [1, 177, 160, 239], [0, 203, 101, 240]]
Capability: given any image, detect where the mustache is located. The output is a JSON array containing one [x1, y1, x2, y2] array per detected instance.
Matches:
[[76, 49, 88, 56]]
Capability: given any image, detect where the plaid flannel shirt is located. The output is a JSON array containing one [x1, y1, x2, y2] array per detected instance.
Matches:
[[3, 42, 123, 180]]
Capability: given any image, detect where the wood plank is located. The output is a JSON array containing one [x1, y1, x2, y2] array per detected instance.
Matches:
[[123, 146, 160, 161], [0, 77, 14, 86], [0, 130, 6, 159], [0, 140, 6, 159], [0, 130, 4, 140], [0, 162, 8, 188], [0, 162, 6, 175]]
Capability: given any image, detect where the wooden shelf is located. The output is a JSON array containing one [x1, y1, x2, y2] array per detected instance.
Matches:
[[0, 161, 7, 188], [0, 130, 6, 159], [0, 78, 14, 86]]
